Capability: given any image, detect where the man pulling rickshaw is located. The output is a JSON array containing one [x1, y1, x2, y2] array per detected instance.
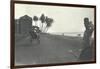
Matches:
[[29, 26, 41, 44]]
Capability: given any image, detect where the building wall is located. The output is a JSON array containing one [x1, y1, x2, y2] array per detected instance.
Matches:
[[18, 15, 32, 34], [15, 19, 20, 33]]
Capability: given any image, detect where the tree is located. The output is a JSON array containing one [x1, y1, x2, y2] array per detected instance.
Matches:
[[33, 16, 38, 26], [44, 17, 54, 32], [39, 14, 46, 32], [83, 18, 94, 49]]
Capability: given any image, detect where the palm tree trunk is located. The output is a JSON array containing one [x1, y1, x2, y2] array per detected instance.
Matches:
[[43, 26, 47, 32], [41, 23, 43, 32], [37, 21, 41, 31], [35, 22, 37, 26], [45, 27, 49, 33]]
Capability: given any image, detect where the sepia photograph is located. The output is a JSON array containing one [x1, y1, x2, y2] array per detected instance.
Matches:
[[11, 1, 96, 68]]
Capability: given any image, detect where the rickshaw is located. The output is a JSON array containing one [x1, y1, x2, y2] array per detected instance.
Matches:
[[29, 26, 41, 44]]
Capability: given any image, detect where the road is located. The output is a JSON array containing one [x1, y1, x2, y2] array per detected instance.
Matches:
[[15, 33, 83, 65]]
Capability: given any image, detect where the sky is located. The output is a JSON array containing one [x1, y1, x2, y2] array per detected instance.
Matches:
[[15, 3, 94, 33]]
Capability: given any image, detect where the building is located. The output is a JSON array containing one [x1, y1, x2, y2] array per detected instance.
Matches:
[[15, 19, 20, 34], [18, 15, 32, 34]]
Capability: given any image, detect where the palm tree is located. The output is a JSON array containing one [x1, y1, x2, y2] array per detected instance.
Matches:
[[39, 14, 46, 32], [44, 17, 54, 32], [33, 16, 38, 26]]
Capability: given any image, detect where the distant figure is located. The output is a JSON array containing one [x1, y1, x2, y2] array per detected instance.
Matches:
[[78, 18, 94, 61], [62, 33, 64, 36], [77, 34, 81, 37]]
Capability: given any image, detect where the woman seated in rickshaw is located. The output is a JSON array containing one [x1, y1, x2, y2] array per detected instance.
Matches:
[[29, 26, 41, 44]]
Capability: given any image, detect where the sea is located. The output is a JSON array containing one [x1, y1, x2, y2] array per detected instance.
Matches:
[[49, 32, 84, 37], [49, 32, 94, 38]]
